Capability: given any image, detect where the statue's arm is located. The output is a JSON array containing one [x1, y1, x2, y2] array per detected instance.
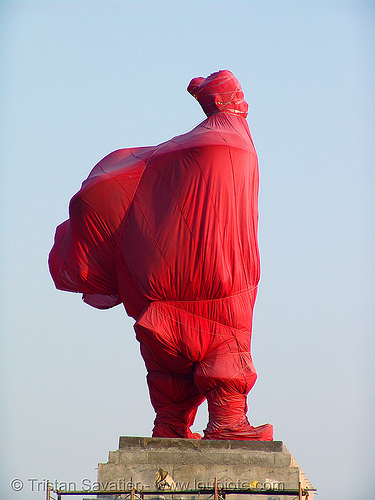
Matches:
[[49, 196, 120, 308]]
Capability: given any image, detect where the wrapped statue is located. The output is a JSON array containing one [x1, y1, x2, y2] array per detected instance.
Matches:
[[49, 70, 273, 441]]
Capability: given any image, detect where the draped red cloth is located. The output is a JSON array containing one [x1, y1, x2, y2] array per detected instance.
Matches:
[[49, 70, 273, 441]]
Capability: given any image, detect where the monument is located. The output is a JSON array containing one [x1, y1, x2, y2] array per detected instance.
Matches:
[[49, 70, 271, 440], [49, 70, 314, 498]]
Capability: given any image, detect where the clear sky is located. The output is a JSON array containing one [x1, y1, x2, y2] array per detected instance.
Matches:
[[1, 2, 374, 500]]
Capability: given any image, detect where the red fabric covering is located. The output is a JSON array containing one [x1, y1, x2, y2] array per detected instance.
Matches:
[[49, 70, 273, 441]]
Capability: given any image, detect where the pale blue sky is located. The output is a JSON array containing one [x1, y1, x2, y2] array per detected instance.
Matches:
[[1, 2, 374, 500]]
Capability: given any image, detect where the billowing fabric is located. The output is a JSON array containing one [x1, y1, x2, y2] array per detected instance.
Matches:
[[49, 70, 273, 441]]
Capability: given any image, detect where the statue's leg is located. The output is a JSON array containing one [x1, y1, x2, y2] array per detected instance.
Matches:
[[146, 368, 205, 439], [136, 329, 205, 439], [194, 334, 273, 440]]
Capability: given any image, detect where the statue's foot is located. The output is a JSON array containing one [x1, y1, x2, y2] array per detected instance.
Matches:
[[191, 432, 203, 439], [152, 418, 203, 439], [203, 423, 273, 441], [153, 426, 202, 439]]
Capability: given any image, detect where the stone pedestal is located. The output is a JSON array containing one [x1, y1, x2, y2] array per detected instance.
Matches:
[[98, 437, 314, 499]]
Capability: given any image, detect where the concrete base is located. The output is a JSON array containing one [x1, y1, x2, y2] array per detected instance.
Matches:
[[98, 437, 314, 500]]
